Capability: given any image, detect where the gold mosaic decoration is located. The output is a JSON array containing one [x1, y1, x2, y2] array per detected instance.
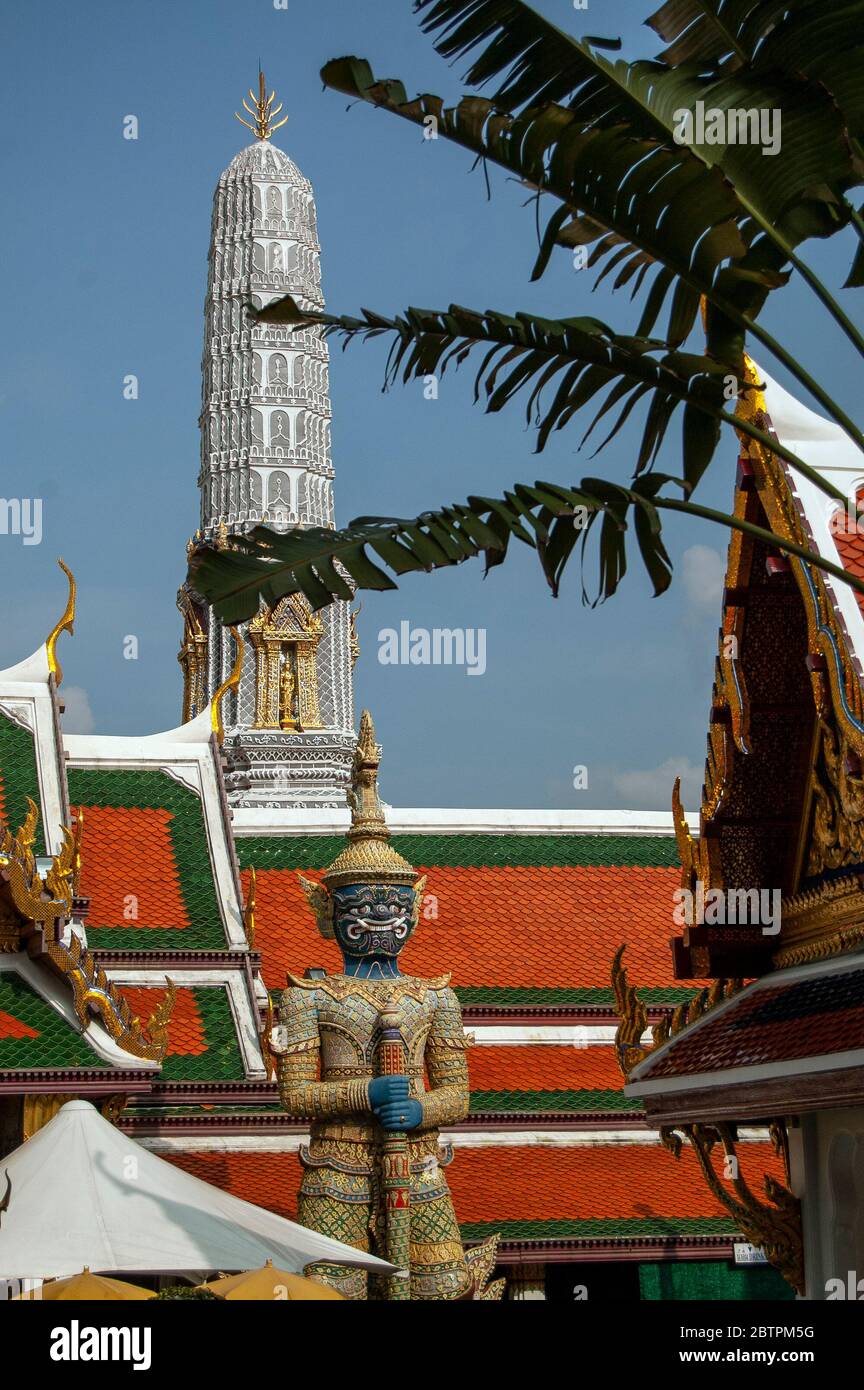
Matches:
[[177, 589, 209, 724], [248, 594, 324, 732], [661, 1123, 803, 1297]]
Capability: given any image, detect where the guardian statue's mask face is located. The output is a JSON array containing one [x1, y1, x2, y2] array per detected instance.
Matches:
[[332, 883, 417, 960]]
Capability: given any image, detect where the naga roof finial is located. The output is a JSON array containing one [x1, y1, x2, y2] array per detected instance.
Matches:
[[46, 559, 76, 688], [235, 69, 289, 142]]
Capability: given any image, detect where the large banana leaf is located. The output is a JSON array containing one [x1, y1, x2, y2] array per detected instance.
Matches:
[[257, 296, 821, 495], [191, 1, 864, 619], [318, 53, 859, 393], [188, 477, 864, 621], [648, 0, 823, 70]]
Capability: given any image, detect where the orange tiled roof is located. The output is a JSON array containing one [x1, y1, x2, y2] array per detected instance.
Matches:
[[82, 808, 189, 931], [242, 864, 682, 997], [110, 984, 244, 1082], [118, 986, 207, 1056], [832, 496, 864, 615], [163, 1140, 784, 1243], [66, 767, 227, 950], [0, 1009, 39, 1041], [468, 1044, 624, 1094], [636, 964, 864, 1079]]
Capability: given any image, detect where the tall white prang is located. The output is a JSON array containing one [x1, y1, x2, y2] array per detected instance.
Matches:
[[180, 79, 355, 810]]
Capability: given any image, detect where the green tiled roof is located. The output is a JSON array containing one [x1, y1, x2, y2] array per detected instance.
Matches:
[[157, 986, 245, 1083], [455, 986, 697, 1008], [0, 972, 100, 1069], [460, 1217, 737, 1241], [469, 1089, 641, 1114], [0, 711, 46, 855], [67, 767, 226, 950], [235, 833, 679, 871]]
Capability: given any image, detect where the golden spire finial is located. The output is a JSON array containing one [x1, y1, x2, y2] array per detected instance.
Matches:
[[316, 710, 418, 890], [46, 559, 76, 688], [235, 69, 289, 141]]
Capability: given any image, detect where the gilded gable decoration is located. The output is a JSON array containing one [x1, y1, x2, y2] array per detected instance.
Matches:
[[611, 947, 801, 1295], [0, 802, 174, 1063]]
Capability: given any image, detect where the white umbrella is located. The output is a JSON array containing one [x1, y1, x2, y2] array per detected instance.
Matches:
[[0, 1100, 392, 1281]]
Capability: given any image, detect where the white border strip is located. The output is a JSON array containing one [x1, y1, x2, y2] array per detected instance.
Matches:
[[142, 1126, 769, 1154], [231, 807, 694, 837]]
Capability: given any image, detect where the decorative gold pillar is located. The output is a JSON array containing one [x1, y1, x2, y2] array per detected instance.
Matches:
[[23, 1094, 75, 1141], [177, 591, 209, 723], [296, 640, 323, 728]]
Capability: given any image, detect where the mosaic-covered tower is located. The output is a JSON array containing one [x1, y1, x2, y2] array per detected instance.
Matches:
[[179, 74, 355, 809]]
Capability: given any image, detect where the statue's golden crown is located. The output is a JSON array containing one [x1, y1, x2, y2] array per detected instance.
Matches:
[[297, 711, 420, 938]]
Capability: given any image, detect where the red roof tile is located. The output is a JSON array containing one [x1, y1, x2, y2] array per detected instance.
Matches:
[[163, 1139, 784, 1240], [80, 807, 189, 931], [445, 1142, 782, 1225], [832, 494, 864, 615], [0, 1009, 39, 1041], [468, 1044, 624, 1094], [244, 864, 680, 995], [118, 986, 207, 1057], [640, 965, 864, 1079]]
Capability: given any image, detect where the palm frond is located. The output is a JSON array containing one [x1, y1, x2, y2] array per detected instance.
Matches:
[[188, 474, 864, 621], [320, 56, 864, 443], [647, 0, 811, 70], [255, 295, 745, 489]]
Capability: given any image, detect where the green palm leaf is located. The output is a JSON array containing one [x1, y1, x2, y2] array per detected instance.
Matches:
[[320, 54, 864, 447], [647, 0, 813, 70], [253, 295, 857, 508], [188, 477, 864, 620]]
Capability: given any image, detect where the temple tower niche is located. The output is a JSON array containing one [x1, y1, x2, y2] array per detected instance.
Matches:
[[180, 75, 354, 809]]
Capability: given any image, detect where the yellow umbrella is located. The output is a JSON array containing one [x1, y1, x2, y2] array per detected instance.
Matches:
[[201, 1259, 345, 1301], [14, 1268, 155, 1301]]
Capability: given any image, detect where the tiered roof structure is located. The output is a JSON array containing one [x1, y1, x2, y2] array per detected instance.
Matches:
[[615, 364, 864, 1299]]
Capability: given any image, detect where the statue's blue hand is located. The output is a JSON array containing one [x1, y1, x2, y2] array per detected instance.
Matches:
[[375, 1099, 423, 1132], [368, 1075, 409, 1108]]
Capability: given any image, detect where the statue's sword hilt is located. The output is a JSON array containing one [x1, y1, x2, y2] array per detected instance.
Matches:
[[377, 997, 411, 1300]]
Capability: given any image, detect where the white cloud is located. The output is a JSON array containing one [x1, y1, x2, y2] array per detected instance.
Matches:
[[60, 686, 95, 735], [612, 756, 703, 812], [681, 544, 725, 612]]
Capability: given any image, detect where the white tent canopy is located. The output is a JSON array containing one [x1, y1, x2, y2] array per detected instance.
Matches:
[[0, 1100, 392, 1280]]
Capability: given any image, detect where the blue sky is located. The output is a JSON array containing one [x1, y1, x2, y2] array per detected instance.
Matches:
[[0, 0, 860, 809]]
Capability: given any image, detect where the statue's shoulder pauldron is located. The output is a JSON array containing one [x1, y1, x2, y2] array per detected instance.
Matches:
[[419, 973, 452, 993], [285, 971, 322, 992]]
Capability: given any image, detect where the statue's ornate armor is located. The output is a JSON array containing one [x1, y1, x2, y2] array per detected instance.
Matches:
[[272, 709, 501, 1300], [277, 971, 472, 1299]]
